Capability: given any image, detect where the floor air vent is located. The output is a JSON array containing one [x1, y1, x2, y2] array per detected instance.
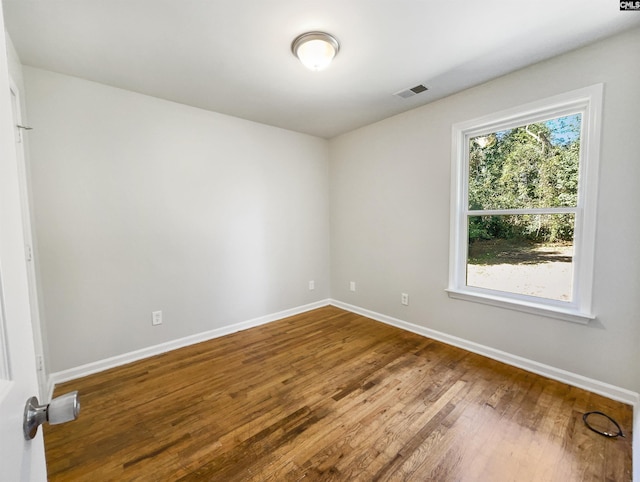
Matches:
[[394, 84, 429, 99]]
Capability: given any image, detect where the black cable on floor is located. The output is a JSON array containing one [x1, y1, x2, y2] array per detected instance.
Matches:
[[583, 411, 624, 438]]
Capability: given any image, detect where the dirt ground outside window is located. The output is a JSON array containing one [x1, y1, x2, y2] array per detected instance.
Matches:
[[467, 241, 574, 301]]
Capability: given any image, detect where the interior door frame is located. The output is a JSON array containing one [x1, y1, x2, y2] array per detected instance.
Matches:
[[9, 77, 49, 402]]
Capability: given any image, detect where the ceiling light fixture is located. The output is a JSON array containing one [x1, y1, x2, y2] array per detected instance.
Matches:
[[291, 31, 340, 71]]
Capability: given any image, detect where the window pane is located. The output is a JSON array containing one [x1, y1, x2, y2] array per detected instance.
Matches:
[[468, 114, 581, 210], [467, 214, 575, 301]]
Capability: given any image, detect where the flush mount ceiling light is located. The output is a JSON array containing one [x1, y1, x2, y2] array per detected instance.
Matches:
[[291, 31, 340, 71]]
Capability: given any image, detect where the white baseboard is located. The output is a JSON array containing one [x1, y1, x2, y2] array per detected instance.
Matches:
[[49, 299, 330, 387], [330, 299, 640, 407]]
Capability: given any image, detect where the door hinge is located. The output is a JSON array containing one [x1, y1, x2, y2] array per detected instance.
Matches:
[[25, 244, 33, 262]]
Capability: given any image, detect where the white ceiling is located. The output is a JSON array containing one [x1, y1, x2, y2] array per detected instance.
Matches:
[[4, 1, 639, 138]]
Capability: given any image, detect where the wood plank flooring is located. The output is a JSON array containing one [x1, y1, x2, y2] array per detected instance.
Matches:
[[45, 306, 633, 481]]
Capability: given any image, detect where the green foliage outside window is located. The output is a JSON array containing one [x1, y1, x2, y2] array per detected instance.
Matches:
[[468, 114, 581, 243]]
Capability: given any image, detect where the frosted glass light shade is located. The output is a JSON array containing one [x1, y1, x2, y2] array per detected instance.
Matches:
[[292, 32, 340, 71]]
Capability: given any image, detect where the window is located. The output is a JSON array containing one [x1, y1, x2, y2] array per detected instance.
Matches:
[[447, 85, 603, 323]]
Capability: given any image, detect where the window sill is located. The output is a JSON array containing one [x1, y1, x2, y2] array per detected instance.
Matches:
[[445, 288, 595, 325]]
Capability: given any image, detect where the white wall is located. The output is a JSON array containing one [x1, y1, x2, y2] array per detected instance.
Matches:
[[23, 67, 330, 373], [329, 27, 640, 393]]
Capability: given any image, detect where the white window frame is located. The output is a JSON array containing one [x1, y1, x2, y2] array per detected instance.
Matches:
[[447, 84, 603, 324]]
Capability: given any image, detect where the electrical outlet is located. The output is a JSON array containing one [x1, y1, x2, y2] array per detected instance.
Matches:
[[309, 280, 315, 290], [152, 310, 162, 326], [349, 281, 356, 292], [401, 293, 409, 306]]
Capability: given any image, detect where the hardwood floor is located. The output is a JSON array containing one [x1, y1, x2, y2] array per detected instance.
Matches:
[[45, 306, 632, 481]]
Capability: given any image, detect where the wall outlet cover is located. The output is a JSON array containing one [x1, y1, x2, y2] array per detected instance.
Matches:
[[152, 310, 162, 326]]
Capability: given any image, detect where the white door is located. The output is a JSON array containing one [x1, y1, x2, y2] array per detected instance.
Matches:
[[0, 6, 48, 480]]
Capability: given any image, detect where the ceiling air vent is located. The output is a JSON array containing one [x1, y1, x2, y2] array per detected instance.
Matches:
[[393, 84, 429, 99]]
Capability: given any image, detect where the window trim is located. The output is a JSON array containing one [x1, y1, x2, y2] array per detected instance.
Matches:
[[447, 84, 603, 324]]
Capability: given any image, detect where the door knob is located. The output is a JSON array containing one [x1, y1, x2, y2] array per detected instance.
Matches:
[[23, 391, 80, 440]]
